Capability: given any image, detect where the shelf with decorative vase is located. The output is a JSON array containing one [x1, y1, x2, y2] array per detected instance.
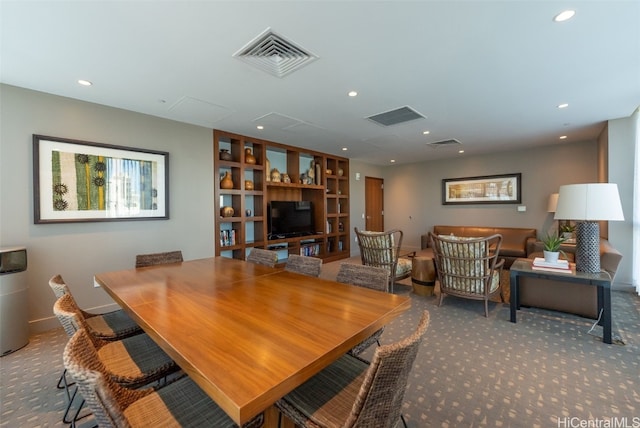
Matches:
[[214, 129, 350, 263]]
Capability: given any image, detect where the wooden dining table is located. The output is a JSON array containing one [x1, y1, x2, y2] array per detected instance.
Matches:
[[94, 257, 411, 426]]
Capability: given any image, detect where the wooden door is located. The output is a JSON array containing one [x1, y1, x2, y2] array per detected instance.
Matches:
[[365, 176, 384, 231]]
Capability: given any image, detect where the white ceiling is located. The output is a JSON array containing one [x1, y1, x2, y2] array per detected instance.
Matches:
[[2, 1, 639, 165]]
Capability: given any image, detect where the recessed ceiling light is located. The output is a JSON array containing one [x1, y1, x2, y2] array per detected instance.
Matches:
[[458, 150, 465, 154], [559, 135, 568, 140], [77, 79, 92, 86], [390, 159, 396, 163], [422, 130, 430, 135], [341, 147, 348, 151], [348, 91, 358, 97], [558, 103, 569, 109], [554, 10, 575, 22], [256, 125, 264, 130]]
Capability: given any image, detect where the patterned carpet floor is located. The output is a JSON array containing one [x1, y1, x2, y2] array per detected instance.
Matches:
[[2, 260, 638, 427]]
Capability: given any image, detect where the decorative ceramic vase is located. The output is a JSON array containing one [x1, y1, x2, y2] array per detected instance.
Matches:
[[337, 168, 344, 177], [244, 148, 256, 165], [314, 162, 321, 185], [245, 180, 254, 190], [266, 158, 271, 182], [271, 168, 281, 183], [326, 169, 332, 175], [220, 206, 234, 217], [245, 209, 252, 217], [219, 149, 232, 161], [220, 171, 234, 189], [282, 173, 291, 183]]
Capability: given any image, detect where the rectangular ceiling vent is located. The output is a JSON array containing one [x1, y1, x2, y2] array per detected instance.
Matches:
[[367, 106, 425, 127], [427, 138, 462, 148], [233, 28, 318, 78]]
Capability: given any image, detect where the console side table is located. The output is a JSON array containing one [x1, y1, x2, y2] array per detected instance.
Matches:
[[509, 258, 613, 344]]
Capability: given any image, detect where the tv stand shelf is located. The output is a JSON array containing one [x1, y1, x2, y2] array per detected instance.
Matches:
[[267, 182, 324, 190], [214, 130, 350, 264]]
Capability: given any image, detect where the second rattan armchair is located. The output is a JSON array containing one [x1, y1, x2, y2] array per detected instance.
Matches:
[[354, 228, 414, 293]]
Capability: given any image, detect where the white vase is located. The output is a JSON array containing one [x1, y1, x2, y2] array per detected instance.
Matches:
[[543, 250, 560, 264]]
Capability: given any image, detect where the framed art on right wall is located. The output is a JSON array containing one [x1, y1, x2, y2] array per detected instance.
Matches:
[[442, 173, 521, 205]]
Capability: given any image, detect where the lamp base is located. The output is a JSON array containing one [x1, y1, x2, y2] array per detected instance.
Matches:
[[575, 221, 600, 273]]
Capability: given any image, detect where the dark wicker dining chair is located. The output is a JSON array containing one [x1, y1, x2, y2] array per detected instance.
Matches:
[[63, 328, 264, 428], [54, 293, 179, 389], [49, 274, 142, 424], [275, 310, 429, 428], [336, 263, 390, 356], [49, 274, 141, 340], [246, 248, 278, 267], [135, 250, 183, 268], [285, 254, 322, 277]]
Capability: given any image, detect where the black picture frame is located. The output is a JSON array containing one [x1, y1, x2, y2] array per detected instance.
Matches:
[[33, 134, 169, 223], [442, 173, 521, 205]]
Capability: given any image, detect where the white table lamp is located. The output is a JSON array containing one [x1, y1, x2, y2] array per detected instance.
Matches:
[[554, 183, 624, 273]]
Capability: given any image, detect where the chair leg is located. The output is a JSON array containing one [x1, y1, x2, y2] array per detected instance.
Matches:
[[438, 291, 444, 307], [401, 414, 408, 428], [484, 299, 489, 318]]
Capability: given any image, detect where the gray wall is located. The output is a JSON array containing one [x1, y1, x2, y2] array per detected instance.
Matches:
[[1, 85, 215, 332]]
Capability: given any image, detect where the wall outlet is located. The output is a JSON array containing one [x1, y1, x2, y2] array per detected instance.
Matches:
[[517, 205, 526, 212]]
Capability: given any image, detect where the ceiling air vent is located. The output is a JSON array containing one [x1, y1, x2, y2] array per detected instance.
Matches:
[[233, 28, 318, 78], [367, 106, 425, 127], [427, 138, 462, 148]]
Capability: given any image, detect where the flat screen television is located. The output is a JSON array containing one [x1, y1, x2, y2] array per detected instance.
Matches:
[[268, 200, 315, 239]]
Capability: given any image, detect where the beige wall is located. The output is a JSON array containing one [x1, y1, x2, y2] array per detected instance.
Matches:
[[0, 85, 215, 332], [607, 111, 638, 287], [379, 142, 598, 251]]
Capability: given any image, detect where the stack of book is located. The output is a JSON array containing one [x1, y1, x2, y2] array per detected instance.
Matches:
[[531, 257, 574, 274]]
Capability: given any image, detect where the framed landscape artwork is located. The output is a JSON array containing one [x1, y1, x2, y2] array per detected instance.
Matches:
[[442, 173, 521, 205], [33, 135, 169, 223]]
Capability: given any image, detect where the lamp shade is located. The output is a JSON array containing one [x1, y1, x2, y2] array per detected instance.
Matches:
[[547, 193, 559, 212], [554, 183, 624, 221]]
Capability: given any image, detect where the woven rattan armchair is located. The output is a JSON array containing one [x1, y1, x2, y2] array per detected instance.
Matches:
[[336, 263, 390, 355], [284, 254, 322, 277], [275, 311, 430, 428], [429, 232, 505, 317], [246, 248, 278, 267], [354, 228, 414, 293], [135, 250, 183, 268], [63, 328, 264, 428]]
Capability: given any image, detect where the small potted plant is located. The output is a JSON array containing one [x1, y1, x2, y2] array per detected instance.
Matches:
[[541, 233, 566, 263], [559, 223, 575, 240]]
